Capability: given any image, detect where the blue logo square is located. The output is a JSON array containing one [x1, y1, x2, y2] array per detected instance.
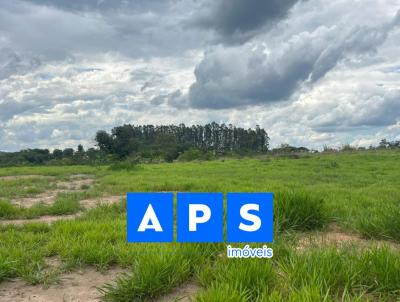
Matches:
[[227, 193, 273, 243], [177, 193, 223, 242], [127, 192, 173, 242]]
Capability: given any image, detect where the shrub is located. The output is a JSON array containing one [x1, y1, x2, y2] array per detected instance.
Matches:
[[178, 149, 203, 161], [108, 157, 140, 171]]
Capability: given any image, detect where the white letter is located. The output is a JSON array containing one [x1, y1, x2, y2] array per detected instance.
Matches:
[[137, 204, 163, 232], [189, 204, 211, 231], [239, 204, 261, 232]]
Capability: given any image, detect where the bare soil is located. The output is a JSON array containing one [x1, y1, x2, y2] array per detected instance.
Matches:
[[297, 224, 400, 251], [80, 195, 124, 209], [0, 196, 124, 225], [0, 175, 54, 181], [0, 214, 83, 226], [11, 176, 95, 208], [0, 267, 127, 302], [153, 281, 201, 302], [1, 174, 125, 225]]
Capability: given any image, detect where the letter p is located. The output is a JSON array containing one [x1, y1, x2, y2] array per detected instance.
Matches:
[[189, 204, 211, 231], [177, 193, 223, 242]]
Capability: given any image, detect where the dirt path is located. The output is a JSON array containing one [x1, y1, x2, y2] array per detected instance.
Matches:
[[0, 174, 125, 226], [0, 214, 83, 226], [0, 195, 125, 226], [0, 175, 54, 180], [297, 224, 400, 251], [11, 177, 95, 207], [79, 195, 124, 208], [0, 267, 128, 302]]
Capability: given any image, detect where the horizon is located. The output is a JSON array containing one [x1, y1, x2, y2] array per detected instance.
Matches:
[[0, 0, 399, 152]]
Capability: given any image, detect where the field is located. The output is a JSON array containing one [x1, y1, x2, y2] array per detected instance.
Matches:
[[0, 150, 399, 301]]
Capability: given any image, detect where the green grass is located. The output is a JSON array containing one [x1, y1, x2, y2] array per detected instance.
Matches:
[[0, 150, 399, 301], [274, 189, 328, 232], [0, 177, 57, 199], [354, 200, 400, 242]]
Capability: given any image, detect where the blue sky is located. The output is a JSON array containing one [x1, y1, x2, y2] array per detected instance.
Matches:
[[0, 0, 399, 151]]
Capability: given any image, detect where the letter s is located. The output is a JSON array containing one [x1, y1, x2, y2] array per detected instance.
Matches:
[[239, 204, 261, 232]]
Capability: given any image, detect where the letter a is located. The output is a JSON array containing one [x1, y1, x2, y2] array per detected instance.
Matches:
[[138, 204, 163, 232]]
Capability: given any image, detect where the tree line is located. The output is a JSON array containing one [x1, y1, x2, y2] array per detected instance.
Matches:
[[95, 122, 270, 161], [0, 123, 270, 166], [1, 122, 399, 167], [0, 145, 104, 167]]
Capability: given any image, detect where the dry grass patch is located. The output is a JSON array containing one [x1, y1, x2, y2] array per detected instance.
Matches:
[[297, 224, 400, 251]]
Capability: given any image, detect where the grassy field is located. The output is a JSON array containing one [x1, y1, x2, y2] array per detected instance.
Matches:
[[0, 150, 399, 301]]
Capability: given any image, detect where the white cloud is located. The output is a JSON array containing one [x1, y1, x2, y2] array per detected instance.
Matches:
[[0, 0, 399, 152]]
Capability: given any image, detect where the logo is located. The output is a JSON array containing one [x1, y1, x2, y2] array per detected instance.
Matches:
[[127, 192, 273, 243], [126, 192, 174, 242], [177, 193, 224, 242]]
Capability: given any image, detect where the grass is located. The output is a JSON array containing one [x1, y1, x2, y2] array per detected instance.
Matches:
[[0, 194, 82, 219], [196, 257, 276, 301], [0, 177, 57, 199], [100, 243, 220, 302], [274, 189, 328, 232], [0, 150, 399, 300], [354, 200, 400, 242]]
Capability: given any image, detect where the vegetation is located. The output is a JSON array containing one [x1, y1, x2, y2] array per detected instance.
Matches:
[[1, 122, 399, 167], [0, 150, 399, 301], [95, 123, 270, 161], [0, 195, 82, 219]]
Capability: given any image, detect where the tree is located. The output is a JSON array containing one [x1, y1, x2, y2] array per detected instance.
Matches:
[[53, 149, 63, 159], [62, 148, 74, 157], [95, 131, 114, 152], [77, 144, 84, 153]]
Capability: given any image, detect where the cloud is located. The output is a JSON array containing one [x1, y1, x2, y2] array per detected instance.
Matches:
[[183, 7, 400, 109], [0, 0, 400, 152], [192, 0, 302, 44], [0, 48, 41, 79], [0, 0, 205, 61], [22, 0, 168, 13], [310, 89, 400, 131]]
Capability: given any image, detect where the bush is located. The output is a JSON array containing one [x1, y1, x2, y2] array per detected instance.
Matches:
[[108, 157, 140, 171], [178, 149, 203, 161], [274, 190, 328, 232], [178, 149, 216, 161]]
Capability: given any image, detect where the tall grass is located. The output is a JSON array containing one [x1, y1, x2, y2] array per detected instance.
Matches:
[[196, 257, 276, 301], [0, 151, 399, 300], [280, 246, 400, 298], [274, 190, 328, 232], [100, 243, 221, 301], [355, 201, 400, 242]]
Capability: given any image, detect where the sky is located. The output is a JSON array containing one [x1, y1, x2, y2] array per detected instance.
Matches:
[[0, 0, 399, 151]]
